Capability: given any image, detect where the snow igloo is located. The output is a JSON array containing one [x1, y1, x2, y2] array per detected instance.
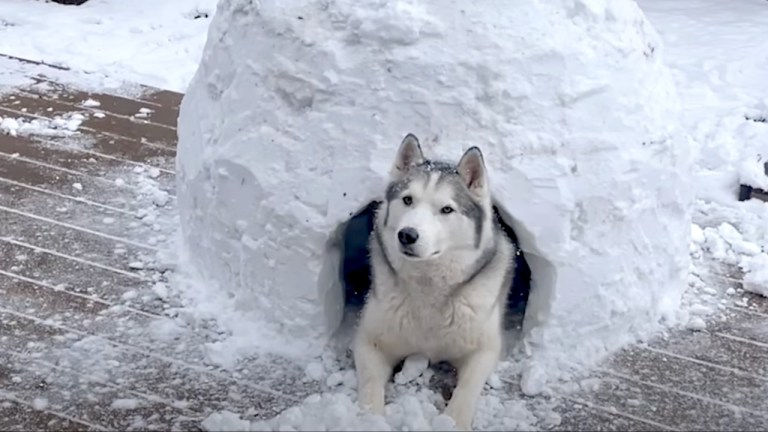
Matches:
[[177, 0, 692, 380]]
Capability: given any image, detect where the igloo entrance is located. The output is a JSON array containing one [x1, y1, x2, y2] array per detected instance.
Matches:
[[339, 200, 532, 324]]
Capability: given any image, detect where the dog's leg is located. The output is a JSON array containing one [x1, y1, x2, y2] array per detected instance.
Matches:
[[444, 348, 500, 431], [354, 335, 394, 416]]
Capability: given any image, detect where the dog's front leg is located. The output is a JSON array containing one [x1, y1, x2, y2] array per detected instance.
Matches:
[[444, 348, 500, 431], [353, 335, 394, 416]]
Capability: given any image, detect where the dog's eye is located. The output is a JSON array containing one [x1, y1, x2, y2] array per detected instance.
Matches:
[[441, 206, 454, 215], [402, 196, 413, 206]]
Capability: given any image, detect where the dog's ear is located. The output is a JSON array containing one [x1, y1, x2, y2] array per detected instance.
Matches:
[[391, 133, 424, 179], [457, 147, 488, 196]]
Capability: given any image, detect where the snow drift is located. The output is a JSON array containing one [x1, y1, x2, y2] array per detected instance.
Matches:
[[176, 0, 692, 379]]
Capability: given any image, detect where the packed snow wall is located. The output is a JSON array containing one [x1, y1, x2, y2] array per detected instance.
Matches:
[[176, 0, 692, 376]]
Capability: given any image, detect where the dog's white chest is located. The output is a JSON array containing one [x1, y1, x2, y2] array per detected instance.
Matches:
[[362, 286, 497, 362]]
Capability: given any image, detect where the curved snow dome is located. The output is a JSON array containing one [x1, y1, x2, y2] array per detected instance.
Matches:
[[176, 0, 692, 379]]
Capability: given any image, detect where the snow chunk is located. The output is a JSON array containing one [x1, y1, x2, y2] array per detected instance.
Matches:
[[303, 361, 325, 381], [152, 282, 169, 299], [110, 398, 141, 410], [686, 316, 707, 331], [394, 354, 429, 385], [739, 156, 768, 190], [741, 253, 768, 297], [202, 411, 251, 431], [177, 0, 692, 379], [691, 224, 705, 244], [0, 113, 85, 137], [32, 397, 49, 410], [81, 98, 101, 108]]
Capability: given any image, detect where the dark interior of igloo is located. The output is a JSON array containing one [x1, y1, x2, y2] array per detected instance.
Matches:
[[339, 199, 532, 324]]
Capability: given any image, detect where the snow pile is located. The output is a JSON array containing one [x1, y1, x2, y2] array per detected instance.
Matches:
[[0, 0, 218, 92], [739, 154, 768, 191], [633, 1, 768, 301], [177, 0, 691, 382], [689, 201, 768, 298], [201, 354, 548, 432], [0, 113, 84, 137], [636, 1, 768, 203]]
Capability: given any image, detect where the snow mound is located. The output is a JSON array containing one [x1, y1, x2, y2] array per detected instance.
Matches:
[[177, 0, 691, 380], [691, 201, 768, 299]]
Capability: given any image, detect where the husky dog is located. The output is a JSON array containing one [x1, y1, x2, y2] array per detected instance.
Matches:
[[353, 133, 515, 430]]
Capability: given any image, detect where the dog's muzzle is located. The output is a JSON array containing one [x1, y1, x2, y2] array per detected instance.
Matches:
[[397, 227, 421, 258], [397, 227, 419, 246]]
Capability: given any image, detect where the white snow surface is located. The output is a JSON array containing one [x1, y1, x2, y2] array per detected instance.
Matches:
[[177, 0, 692, 380], [0, 0, 217, 92]]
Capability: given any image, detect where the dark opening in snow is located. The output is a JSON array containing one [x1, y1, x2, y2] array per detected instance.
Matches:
[[339, 200, 532, 321], [49, 0, 90, 5]]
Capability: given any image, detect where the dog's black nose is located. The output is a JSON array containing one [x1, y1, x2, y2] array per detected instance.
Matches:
[[397, 227, 419, 246]]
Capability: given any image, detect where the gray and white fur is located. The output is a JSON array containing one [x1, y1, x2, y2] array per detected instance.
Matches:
[[353, 133, 515, 430]]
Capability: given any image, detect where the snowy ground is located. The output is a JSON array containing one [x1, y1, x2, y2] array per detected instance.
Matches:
[[1, 0, 768, 430], [0, 0, 218, 93]]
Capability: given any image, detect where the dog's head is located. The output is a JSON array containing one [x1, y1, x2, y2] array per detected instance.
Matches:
[[377, 133, 493, 261]]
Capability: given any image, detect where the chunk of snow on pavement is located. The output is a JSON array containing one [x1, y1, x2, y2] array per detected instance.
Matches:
[[31, 397, 49, 410], [110, 398, 141, 410], [739, 154, 768, 191], [151, 282, 169, 299], [688, 303, 713, 316], [128, 261, 145, 270], [0, 117, 20, 135], [72, 182, 83, 191], [741, 253, 768, 297], [81, 98, 101, 107], [303, 361, 325, 381], [135, 107, 155, 119], [686, 316, 707, 331], [520, 364, 547, 396], [0, 113, 85, 137], [202, 410, 251, 432], [134, 172, 170, 207], [703, 228, 730, 261]]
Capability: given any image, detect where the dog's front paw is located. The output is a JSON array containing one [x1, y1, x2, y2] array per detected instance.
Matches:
[[357, 387, 385, 416], [444, 404, 473, 431]]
